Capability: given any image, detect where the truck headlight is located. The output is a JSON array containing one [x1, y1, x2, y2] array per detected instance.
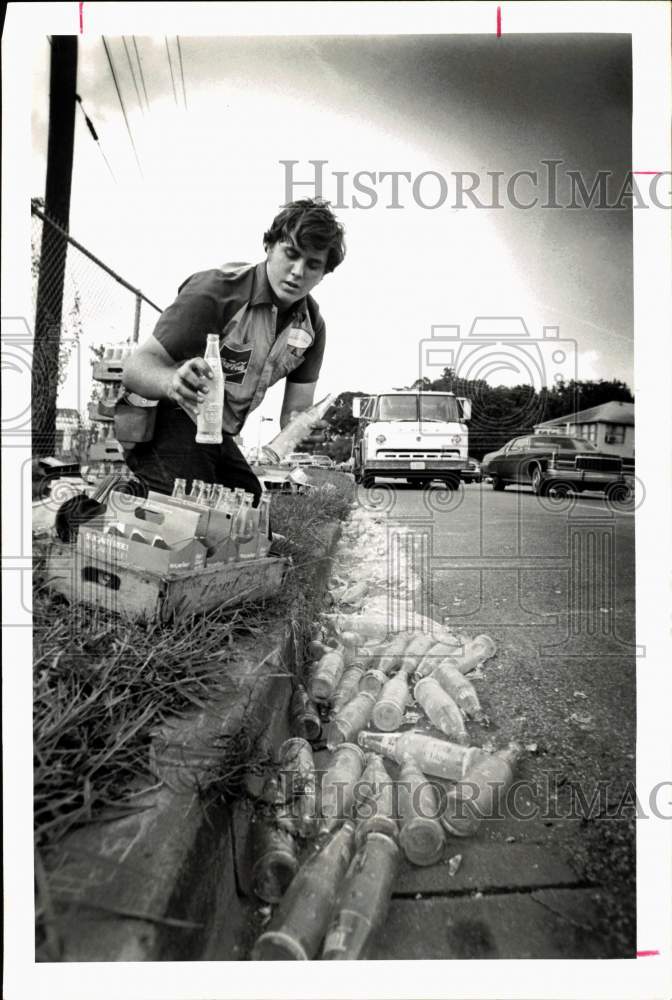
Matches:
[[451, 435, 462, 445], [375, 434, 386, 444]]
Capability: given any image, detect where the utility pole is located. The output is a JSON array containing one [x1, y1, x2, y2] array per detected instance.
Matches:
[[32, 36, 78, 459]]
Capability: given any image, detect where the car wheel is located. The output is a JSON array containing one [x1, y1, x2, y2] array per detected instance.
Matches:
[[547, 481, 573, 499], [531, 467, 548, 496], [491, 475, 505, 491], [606, 481, 633, 506]]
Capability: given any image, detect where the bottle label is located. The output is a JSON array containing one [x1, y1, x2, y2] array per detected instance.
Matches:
[[220, 344, 252, 384]]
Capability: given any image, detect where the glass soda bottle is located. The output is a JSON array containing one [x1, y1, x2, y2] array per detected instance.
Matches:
[[322, 831, 400, 960], [331, 665, 366, 714], [309, 647, 346, 703], [374, 631, 415, 675], [252, 821, 355, 960], [442, 743, 521, 837], [358, 730, 472, 781], [355, 753, 398, 845], [172, 478, 187, 500], [319, 743, 366, 835], [414, 638, 462, 678], [398, 633, 439, 673], [250, 814, 299, 903], [444, 634, 497, 675], [327, 690, 376, 750], [372, 671, 410, 731], [397, 754, 446, 866], [432, 659, 486, 722], [413, 675, 469, 744], [358, 667, 388, 697], [289, 684, 322, 744], [278, 737, 317, 837], [195, 333, 224, 444]]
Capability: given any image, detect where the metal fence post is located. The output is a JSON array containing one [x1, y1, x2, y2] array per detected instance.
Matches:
[[133, 293, 142, 343]]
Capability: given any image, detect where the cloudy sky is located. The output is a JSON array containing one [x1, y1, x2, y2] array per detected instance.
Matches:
[[32, 32, 633, 446]]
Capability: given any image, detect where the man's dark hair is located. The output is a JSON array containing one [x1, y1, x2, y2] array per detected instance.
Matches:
[[264, 198, 346, 274]]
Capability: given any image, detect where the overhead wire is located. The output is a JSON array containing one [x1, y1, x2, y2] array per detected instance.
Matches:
[[176, 36, 188, 110], [101, 36, 144, 177], [132, 37, 150, 110], [122, 36, 145, 115], [165, 36, 179, 106], [75, 94, 117, 183]]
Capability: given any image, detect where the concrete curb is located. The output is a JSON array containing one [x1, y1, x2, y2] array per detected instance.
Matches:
[[46, 521, 342, 962]]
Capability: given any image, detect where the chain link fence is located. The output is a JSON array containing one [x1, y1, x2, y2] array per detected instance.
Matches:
[[30, 199, 163, 458]]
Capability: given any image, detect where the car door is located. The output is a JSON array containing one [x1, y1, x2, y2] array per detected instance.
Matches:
[[497, 438, 527, 481], [507, 437, 532, 483]]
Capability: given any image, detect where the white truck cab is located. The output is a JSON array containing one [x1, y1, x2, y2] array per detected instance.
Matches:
[[352, 390, 471, 489]]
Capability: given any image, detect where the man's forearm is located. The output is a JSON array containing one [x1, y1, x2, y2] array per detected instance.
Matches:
[[122, 353, 177, 401]]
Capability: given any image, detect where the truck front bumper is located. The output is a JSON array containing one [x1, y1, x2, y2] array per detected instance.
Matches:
[[365, 459, 466, 478]]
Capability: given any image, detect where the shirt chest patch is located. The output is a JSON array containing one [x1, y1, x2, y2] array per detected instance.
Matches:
[[220, 343, 252, 384], [287, 327, 313, 350]]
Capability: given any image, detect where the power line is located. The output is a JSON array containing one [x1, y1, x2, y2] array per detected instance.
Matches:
[[101, 36, 143, 178], [132, 36, 150, 110], [122, 36, 145, 115], [75, 93, 117, 183], [165, 36, 178, 106], [176, 36, 188, 110]]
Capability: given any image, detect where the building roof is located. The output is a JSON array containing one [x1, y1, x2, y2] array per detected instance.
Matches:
[[535, 400, 634, 429]]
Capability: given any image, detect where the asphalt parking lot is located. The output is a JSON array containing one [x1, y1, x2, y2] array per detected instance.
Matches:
[[358, 478, 637, 957]]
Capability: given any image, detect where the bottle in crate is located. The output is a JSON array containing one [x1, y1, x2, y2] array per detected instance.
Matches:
[[172, 478, 187, 500]]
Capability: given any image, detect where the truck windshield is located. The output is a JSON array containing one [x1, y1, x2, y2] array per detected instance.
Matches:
[[419, 396, 460, 422], [377, 395, 460, 422], [378, 395, 418, 420]]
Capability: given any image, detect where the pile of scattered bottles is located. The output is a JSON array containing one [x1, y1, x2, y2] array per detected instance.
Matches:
[[248, 505, 522, 961]]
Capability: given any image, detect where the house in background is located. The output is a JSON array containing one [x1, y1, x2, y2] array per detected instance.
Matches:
[[55, 408, 82, 455], [534, 401, 635, 461]]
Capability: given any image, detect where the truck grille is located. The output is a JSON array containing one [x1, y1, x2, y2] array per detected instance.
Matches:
[[378, 450, 459, 460], [575, 456, 622, 473]]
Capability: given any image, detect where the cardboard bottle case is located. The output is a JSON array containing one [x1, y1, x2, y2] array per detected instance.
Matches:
[[40, 536, 289, 621], [79, 523, 207, 574], [108, 490, 210, 545]]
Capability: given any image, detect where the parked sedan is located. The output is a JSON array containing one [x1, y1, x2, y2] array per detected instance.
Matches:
[[480, 434, 629, 498]]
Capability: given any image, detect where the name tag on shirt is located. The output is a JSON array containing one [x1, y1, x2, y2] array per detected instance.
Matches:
[[287, 327, 313, 350]]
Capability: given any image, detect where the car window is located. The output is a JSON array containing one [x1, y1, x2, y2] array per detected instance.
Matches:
[[508, 438, 528, 452], [568, 438, 598, 451], [530, 436, 598, 451]]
